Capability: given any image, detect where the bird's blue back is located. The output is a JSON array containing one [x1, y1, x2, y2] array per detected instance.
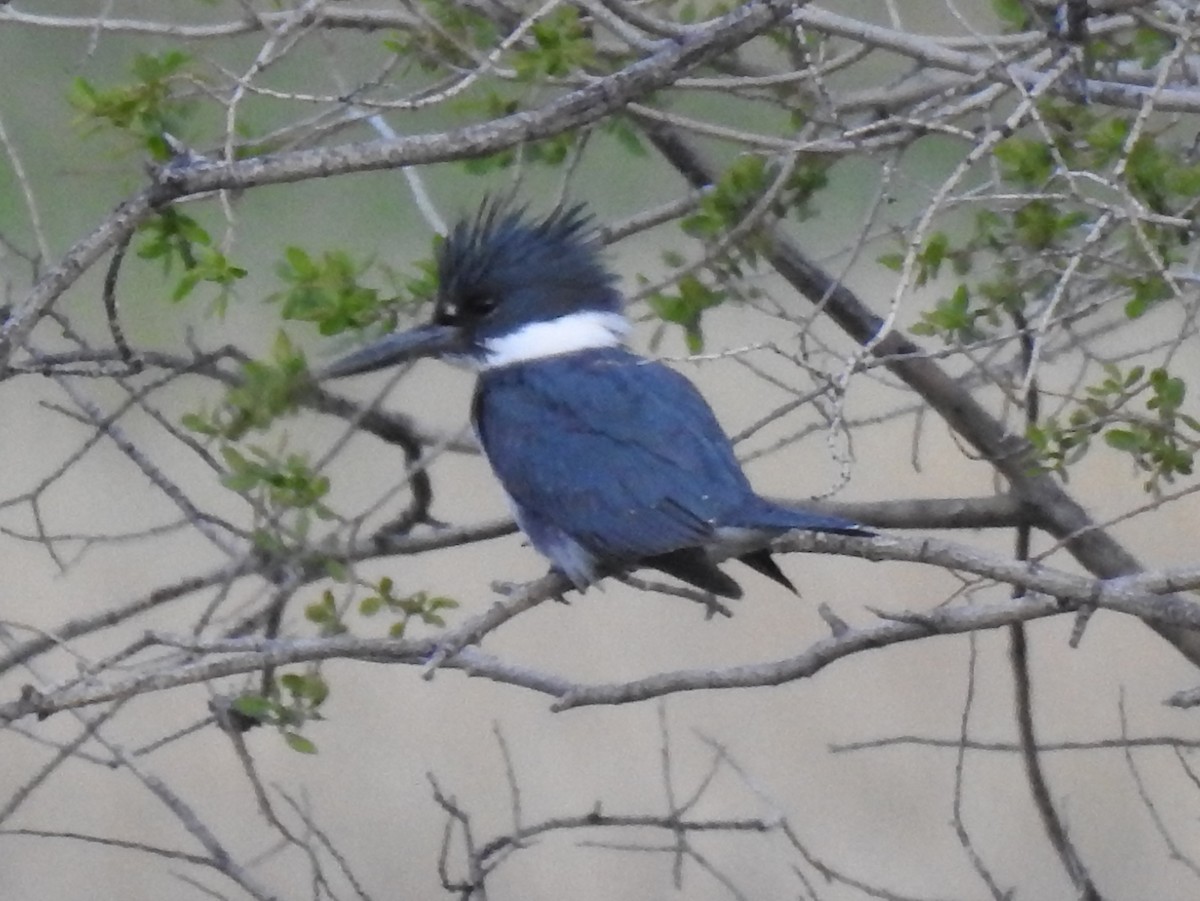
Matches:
[[472, 346, 855, 568]]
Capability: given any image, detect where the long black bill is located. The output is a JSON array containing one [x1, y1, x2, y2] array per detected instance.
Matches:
[[319, 323, 463, 379]]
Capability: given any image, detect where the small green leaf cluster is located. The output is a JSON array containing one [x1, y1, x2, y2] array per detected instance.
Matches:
[[383, 0, 498, 71], [646, 274, 725, 354], [69, 50, 197, 160], [885, 227, 1009, 344], [990, 0, 1173, 71], [270, 239, 439, 335], [1010, 200, 1090, 252], [220, 446, 332, 518], [894, 89, 1200, 488], [1126, 27, 1176, 69], [513, 7, 597, 79], [910, 284, 981, 343], [231, 582, 459, 754], [682, 155, 830, 243], [221, 445, 335, 553], [900, 96, 1200, 346], [992, 136, 1054, 186], [138, 210, 247, 313], [897, 205, 1092, 344], [643, 155, 828, 350], [997, 105, 1200, 220], [231, 671, 329, 755], [1026, 365, 1199, 488], [182, 252, 432, 558], [1120, 272, 1172, 320], [1123, 133, 1200, 216], [270, 247, 391, 336], [183, 332, 309, 440], [358, 578, 459, 637], [879, 230, 972, 288], [990, 0, 1031, 30], [1105, 368, 1197, 487], [305, 591, 348, 637], [184, 333, 332, 551], [1092, 25, 1178, 70]]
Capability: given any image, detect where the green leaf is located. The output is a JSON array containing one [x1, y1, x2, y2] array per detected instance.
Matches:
[[284, 732, 318, 754], [646, 274, 724, 352], [915, 232, 950, 284], [305, 600, 332, 624], [914, 284, 982, 342], [220, 445, 248, 470], [513, 7, 596, 79], [607, 118, 646, 157], [283, 673, 328, 705], [1012, 200, 1084, 250], [991, 0, 1030, 29], [1104, 428, 1140, 451], [877, 252, 904, 272], [68, 50, 198, 159], [231, 694, 274, 721], [279, 673, 305, 694], [323, 559, 349, 582], [1132, 26, 1174, 68], [180, 412, 218, 436], [269, 247, 385, 335], [995, 138, 1054, 186], [1085, 116, 1130, 162], [1149, 370, 1185, 411], [359, 596, 383, 616], [1122, 274, 1171, 319]]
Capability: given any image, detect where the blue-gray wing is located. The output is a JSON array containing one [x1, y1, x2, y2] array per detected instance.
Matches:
[[472, 348, 856, 563]]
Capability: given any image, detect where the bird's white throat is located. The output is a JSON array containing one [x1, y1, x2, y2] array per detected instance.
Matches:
[[481, 310, 629, 368]]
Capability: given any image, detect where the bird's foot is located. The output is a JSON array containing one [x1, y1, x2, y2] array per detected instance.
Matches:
[[615, 573, 732, 619], [490, 578, 572, 604]]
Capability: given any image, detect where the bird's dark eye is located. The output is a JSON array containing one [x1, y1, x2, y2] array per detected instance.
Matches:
[[434, 292, 496, 325], [433, 301, 459, 325], [465, 293, 497, 316]]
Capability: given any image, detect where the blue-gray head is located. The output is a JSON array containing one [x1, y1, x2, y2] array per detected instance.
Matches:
[[323, 205, 629, 377]]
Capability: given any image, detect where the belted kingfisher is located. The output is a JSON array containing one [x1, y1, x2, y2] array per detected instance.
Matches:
[[324, 205, 871, 599]]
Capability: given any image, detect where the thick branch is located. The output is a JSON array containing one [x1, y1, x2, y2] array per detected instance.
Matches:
[[6, 532, 1200, 722]]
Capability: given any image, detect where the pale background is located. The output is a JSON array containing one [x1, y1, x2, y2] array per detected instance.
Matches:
[[2, 3, 1200, 899]]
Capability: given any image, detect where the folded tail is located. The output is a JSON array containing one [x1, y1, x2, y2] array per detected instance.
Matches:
[[641, 502, 871, 599], [728, 497, 874, 537]]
